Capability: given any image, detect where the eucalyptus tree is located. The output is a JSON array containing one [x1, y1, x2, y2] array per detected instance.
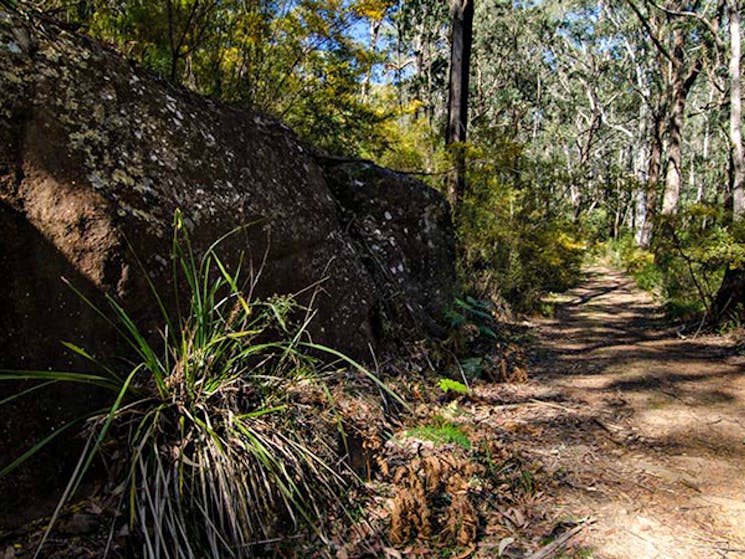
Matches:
[[470, 0, 552, 145], [27, 0, 391, 154], [622, 0, 725, 218], [513, 0, 645, 232], [727, 0, 744, 219], [445, 0, 475, 207], [393, 0, 451, 124], [713, 0, 745, 321]]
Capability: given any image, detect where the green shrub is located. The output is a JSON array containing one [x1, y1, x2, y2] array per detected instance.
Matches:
[[607, 204, 745, 323], [453, 140, 586, 312], [374, 122, 586, 314], [610, 236, 663, 294], [446, 296, 499, 340]]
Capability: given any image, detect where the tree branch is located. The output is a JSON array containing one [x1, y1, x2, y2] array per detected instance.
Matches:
[[625, 0, 675, 64]]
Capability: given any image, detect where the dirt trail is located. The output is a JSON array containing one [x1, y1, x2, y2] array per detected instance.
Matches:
[[513, 265, 745, 558]]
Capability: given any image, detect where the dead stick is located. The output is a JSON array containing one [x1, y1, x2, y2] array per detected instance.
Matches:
[[524, 521, 592, 559], [528, 398, 576, 412]]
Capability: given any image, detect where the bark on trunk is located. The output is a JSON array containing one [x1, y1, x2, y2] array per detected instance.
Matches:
[[714, 0, 745, 323], [714, 266, 745, 319], [445, 0, 474, 209], [634, 103, 649, 245], [662, 94, 684, 214], [729, 0, 744, 219], [638, 108, 665, 247], [661, 30, 701, 215]]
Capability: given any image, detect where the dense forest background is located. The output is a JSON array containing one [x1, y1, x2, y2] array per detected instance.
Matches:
[[23, 0, 745, 323]]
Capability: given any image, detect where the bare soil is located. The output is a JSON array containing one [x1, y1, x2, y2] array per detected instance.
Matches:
[[471, 265, 745, 558]]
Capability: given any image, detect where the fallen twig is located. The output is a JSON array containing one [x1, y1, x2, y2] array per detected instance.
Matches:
[[528, 398, 577, 412], [524, 518, 594, 559]]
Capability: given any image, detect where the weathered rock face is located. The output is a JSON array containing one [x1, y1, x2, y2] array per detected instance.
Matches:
[[0, 10, 454, 525], [320, 159, 455, 339]]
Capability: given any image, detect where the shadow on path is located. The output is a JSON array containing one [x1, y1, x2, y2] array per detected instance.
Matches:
[[523, 266, 745, 558]]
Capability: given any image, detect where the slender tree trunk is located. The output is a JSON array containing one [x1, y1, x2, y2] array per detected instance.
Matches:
[[634, 104, 649, 245], [730, 0, 744, 219], [714, 0, 745, 320], [361, 18, 383, 99], [662, 93, 684, 213], [661, 28, 701, 215], [639, 108, 665, 247], [697, 89, 713, 204], [635, 189, 647, 242], [445, 0, 474, 209]]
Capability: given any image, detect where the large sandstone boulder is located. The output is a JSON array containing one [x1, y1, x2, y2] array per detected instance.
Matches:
[[319, 158, 455, 339], [0, 10, 454, 525]]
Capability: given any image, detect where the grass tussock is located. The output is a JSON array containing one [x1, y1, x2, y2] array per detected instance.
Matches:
[[1, 210, 397, 558]]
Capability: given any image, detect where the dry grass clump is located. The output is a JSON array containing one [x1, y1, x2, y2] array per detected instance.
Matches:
[[370, 414, 546, 554], [483, 342, 529, 383]]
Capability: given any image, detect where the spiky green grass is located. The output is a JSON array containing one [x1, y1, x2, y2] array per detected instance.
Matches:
[[1, 211, 397, 558]]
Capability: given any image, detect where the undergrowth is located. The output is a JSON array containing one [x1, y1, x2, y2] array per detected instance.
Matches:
[[406, 416, 472, 450], [456, 151, 586, 314], [601, 212, 733, 324], [0, 211, 396, 558]]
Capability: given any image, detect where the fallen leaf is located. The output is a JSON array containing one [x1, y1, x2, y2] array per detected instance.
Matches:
[[57, 513, 98, 535]]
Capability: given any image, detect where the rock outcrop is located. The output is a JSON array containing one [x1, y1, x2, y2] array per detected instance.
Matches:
[[0, 9, 454, 525], [320, 158, 455, 339]]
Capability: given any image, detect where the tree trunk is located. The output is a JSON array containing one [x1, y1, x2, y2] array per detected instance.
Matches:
[[729, 0, 744, 219], [634, 103, 649, 245], [659, 25, 701, 216], [662, 86, 685, 214], [638, 108, 665, 247], [714, 266, 745, 320], [697, 91, 712, 204], [361, 18, 383, 99], [445, 0, 474, 209], [714, 0, 745, 322]]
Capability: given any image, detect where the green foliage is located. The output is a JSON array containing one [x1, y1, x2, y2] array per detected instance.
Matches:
[[437, 377, 469, 395], [407, 416, 472, 450], [651, 213, 727, 321], [608, 236, 663, 294], [519, 468, 536, 496], [377, 124, 586, 313], [455, 140, 586, 311], [0, 211, 394, 558], [607, 204, 745, 323], [281, 41, 389, 155], [443, 296, 500, 382], [27, 0, 393, 156], [373, 109, 448, 172], [447, 295, 498, 338]]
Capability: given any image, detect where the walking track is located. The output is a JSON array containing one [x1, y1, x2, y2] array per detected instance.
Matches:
[[521, 266, 745, 558]]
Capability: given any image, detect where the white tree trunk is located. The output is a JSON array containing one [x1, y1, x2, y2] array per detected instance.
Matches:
[[729, 0, 744, 220]]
